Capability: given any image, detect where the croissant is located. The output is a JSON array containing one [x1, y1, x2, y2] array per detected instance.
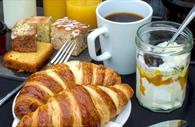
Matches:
[[17, 84, 134, 127], [15, 61, 121, 118]]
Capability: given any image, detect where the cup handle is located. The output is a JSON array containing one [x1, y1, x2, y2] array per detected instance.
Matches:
[[87, 27, 111, 61]]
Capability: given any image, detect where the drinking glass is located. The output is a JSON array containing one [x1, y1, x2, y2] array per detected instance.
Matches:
[[66, 0, 101, 29], [44, 0, 66, 21], [3, 0, 37, 29]]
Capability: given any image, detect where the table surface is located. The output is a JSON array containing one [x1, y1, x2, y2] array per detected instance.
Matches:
[[0, 66, 195, 127], [0, 1, 195, 127]]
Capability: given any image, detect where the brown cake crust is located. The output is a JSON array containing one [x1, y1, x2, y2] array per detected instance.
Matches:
[[3, 42, 53, 72], [12, 21, 37, 52], [12, 35, 37, 52]]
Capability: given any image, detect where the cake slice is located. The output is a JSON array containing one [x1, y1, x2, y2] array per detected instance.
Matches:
[[11, 20, 37, 52], [3, 42, 53, 72], [25, 16, 53, 42], [51, 17, 89, 56]]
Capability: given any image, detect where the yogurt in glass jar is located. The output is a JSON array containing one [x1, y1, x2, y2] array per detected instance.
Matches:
[[135, 21, 193, 112]]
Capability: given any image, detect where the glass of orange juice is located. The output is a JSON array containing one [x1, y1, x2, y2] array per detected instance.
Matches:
[[66, 0, 101, 29], [43, 0, 66, 21]]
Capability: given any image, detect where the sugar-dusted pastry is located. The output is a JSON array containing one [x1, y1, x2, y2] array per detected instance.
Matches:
[[25, 16, 53, 42], [17, 84, 134, 127], [14, 61, 121, 118], [11, 20, 37, 52], [51, 17, 89, 56], [3, 42, 53, 72]]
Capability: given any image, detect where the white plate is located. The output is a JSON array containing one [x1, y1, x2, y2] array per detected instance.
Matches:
[[12, 93, 131, 127]]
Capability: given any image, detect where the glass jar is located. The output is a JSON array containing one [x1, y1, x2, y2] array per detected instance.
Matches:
[[136, 21, 193, 112]]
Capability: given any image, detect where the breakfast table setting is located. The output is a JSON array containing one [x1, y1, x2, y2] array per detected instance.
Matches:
[[0, 0, 195, 127]]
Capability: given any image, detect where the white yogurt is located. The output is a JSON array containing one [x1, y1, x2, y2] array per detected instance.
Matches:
[[136, 68, 186, 111], [136, 41, 189, 112]]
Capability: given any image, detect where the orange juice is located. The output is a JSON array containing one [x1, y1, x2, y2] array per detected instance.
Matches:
[[44, 0, 66, 21], [67, 0, 101, 29]]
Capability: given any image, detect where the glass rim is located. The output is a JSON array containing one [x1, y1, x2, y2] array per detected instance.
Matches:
[[136, 21, 193, 54]]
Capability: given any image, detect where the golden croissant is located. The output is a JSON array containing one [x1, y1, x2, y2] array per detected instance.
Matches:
[[15, 61, 121, 118], [17, 84, 134, 127]]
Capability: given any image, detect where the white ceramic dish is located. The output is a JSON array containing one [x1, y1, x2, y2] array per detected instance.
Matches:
[[12, 93, 131, 127]]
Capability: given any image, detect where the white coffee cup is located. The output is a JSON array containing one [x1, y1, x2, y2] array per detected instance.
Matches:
[[87, 0, 153, 74]]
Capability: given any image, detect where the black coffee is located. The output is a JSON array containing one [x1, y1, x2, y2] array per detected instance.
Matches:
[[105, 12, 143, 22]]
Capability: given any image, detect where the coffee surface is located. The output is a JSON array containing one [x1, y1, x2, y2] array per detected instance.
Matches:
[[105, 12, 143, 22]]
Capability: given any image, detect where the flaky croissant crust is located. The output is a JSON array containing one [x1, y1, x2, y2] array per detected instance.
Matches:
[[15, 61, 121, 118], [17, 84, 134, 127]]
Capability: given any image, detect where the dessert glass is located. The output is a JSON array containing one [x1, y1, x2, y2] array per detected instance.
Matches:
[[136, 21, 193, 112]]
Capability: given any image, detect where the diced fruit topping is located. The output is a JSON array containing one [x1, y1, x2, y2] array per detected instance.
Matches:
[[144, 53, 164, 67]]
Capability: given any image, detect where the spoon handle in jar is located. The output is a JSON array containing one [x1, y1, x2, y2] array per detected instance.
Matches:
[[170, 5, 195, 42]]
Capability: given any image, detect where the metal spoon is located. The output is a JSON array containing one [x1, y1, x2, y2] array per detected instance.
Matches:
[[149, 120, 188, 127], [169, 5, 195, 43], [168, 5, 195, 65]]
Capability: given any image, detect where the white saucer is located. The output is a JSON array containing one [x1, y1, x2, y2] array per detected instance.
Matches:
[[12, 93, 132, 127]]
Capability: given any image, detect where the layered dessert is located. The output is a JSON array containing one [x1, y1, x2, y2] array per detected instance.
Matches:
[[136, 41, 190, 112]]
